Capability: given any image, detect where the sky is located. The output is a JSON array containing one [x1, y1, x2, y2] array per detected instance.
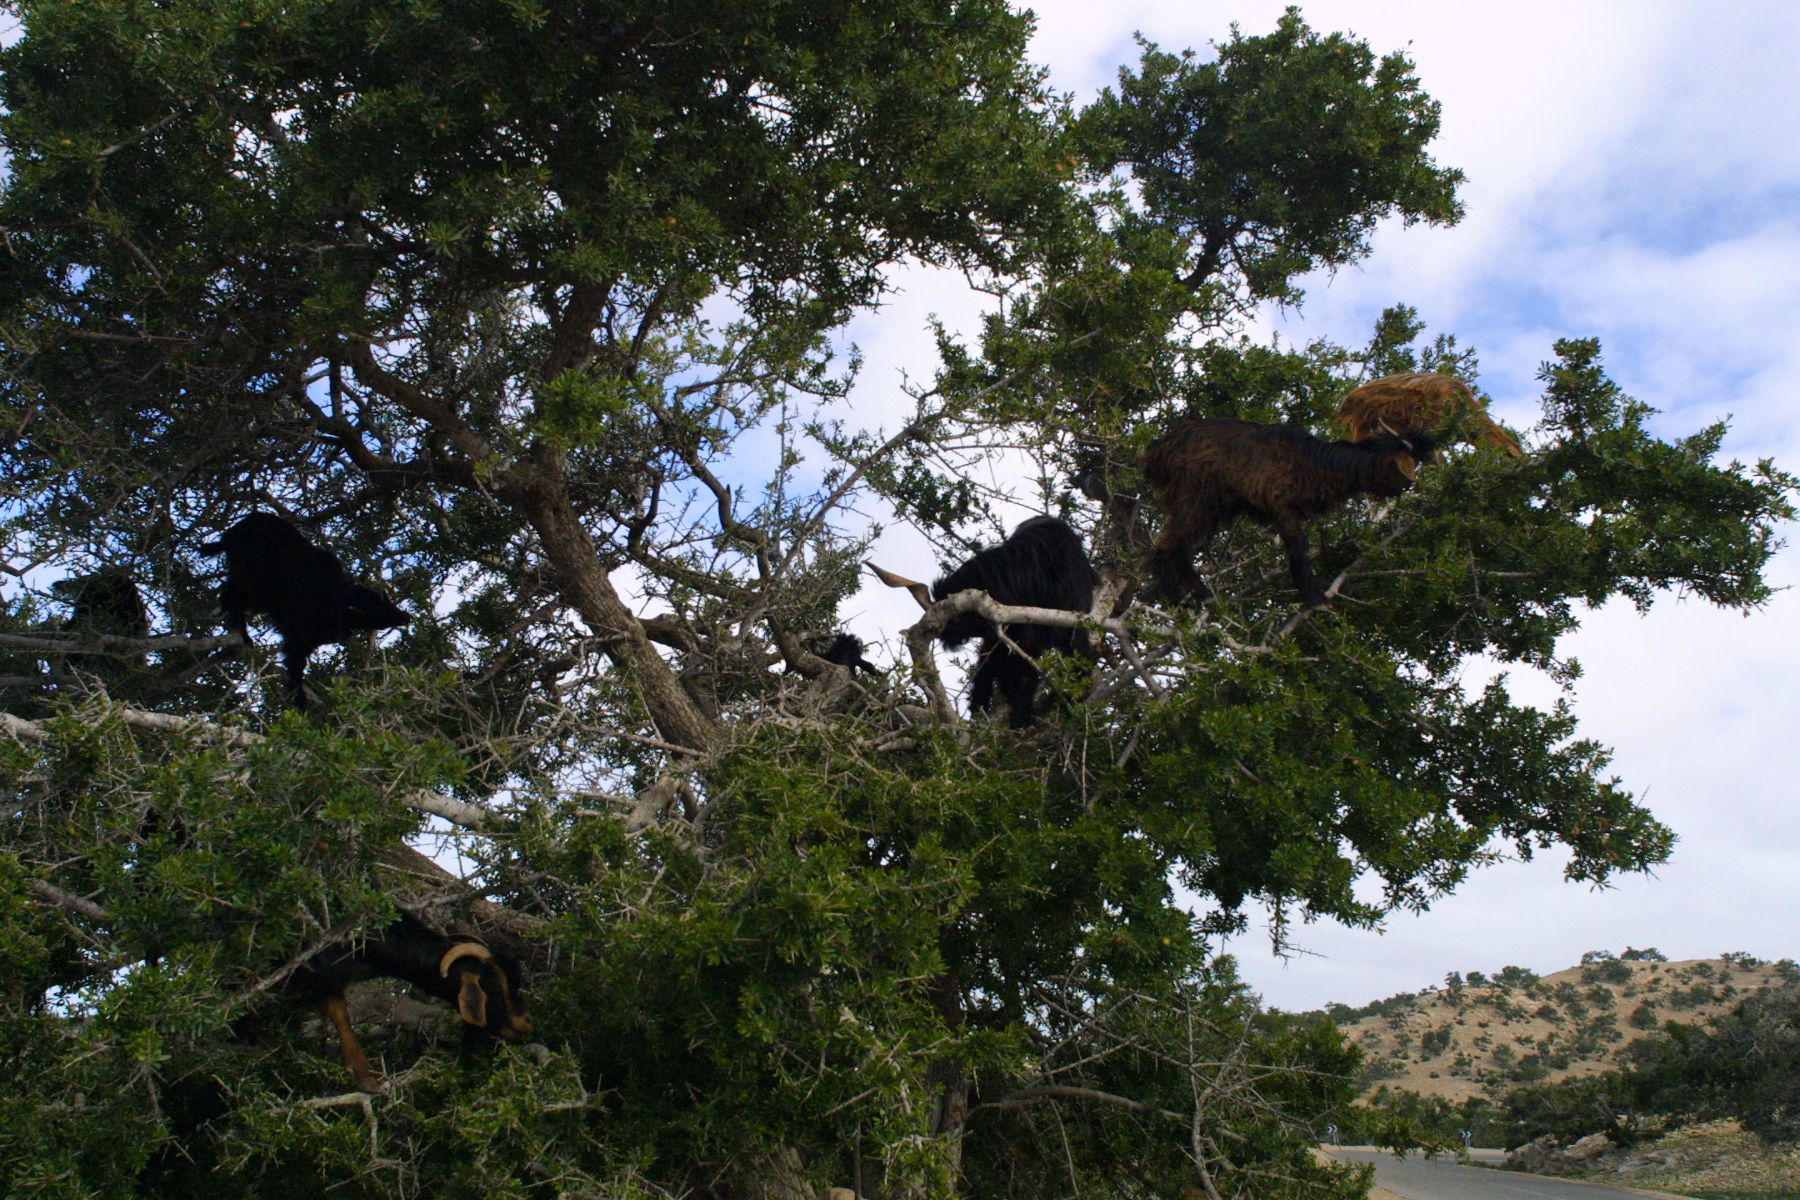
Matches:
[[845, 1, 1800, 1012]]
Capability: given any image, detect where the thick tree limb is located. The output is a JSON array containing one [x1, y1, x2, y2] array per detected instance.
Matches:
[[343, 339, 494, 464], [500, 444, 721, 755], [0, 631, 241, 656], [29, 879, 110, 922]]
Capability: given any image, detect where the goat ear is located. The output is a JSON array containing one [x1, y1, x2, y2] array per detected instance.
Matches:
[[1395, 453, 1420, 482], [866, 562, 933, 610], [456, 975, 491, 1027]]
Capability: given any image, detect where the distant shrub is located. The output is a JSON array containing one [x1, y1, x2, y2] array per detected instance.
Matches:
[[1583, 958, 1633, 985], [1666, 983, 1718, 1010], [1326, 989, 1422, 1023]]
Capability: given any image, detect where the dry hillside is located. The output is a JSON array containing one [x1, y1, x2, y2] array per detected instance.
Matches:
[[1329, 952, 1799, 1105]]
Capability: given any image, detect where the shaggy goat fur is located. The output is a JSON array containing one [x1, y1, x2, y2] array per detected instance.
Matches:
[[287, 915, 531, 1093], [201, 513, 410, 706], [1143, 418, 1435, 609], [1337, 372, 1523, 457], [53, 569, 150, 670], [814, 632, 883, 676], [897, 516, 1100, 728]]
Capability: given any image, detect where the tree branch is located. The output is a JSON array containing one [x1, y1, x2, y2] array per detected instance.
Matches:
[[0, 706, 502, 829], [29, 879, 110, 922]]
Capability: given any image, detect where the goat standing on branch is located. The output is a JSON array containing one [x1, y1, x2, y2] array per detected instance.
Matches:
[[53, 568, 150, 672], [200, 513, 411, 707], [1337, 372, 1524, 457], [285, 914, 532, 1093], [1143, 418, 1435, 610], [872, 516, 1099, 728]]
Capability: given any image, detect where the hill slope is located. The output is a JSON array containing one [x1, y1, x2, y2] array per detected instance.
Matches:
[[1328, 952, 1798, 1104]]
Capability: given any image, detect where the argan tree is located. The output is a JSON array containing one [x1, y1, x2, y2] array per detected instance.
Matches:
[[1, 4, 1791, 1198]]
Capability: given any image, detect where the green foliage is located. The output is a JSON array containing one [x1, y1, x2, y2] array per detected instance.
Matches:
[[1499, 1072, 1645, 1148], [1339, 1087, 1502, 1151], [1326, 990, 1422, 1023], [1628, 992, 1800, 1144], [1493, 987, 1800, 1151], [1586, 958, 1636, 986], [1075, 9, 1463, 316]]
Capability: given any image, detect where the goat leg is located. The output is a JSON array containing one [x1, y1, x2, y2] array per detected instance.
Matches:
[[320, 991, 385, 1093], [1277, 524, 1329, 609], [1148, 534, 1212, 606], [966, 648, 1001, 716], [996, 654, 1044, 729], [283, 643, 315, 709]]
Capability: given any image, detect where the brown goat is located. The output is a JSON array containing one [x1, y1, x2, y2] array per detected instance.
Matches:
[[1336, 372, 1524, 457], [1143, 418, 1435, 610], [286, 915, 531, 1092]]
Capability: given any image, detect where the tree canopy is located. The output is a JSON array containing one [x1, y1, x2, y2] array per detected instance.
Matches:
[[1, 3, 1792, 1198]]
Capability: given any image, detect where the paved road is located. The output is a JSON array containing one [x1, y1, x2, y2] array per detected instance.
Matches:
[[1325, 1148, 1678, 1200]]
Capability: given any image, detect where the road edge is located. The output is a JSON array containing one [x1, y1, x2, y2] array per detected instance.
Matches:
[[1319, 1146, 1695, 1200]]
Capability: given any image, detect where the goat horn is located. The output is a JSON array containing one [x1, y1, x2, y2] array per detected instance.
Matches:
[[1376, 417, 1402, 438], [866, 561, 933, 611], [439, 941, 494, 977]]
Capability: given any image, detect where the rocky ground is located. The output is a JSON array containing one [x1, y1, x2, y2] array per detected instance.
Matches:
[[1506, 1120, 1800, 1197]]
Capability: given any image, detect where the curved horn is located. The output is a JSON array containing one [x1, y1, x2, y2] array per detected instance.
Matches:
[[866, 561, 933, 610], [439, 941, 494, 977], [1376, 417, 1402, 439]]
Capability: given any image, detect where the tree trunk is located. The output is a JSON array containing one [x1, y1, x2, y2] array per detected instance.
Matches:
[[502, 444, 721, 756]]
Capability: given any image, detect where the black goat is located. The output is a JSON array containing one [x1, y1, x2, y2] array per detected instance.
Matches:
[[872, 516, 1099, 728], [814, 632, 883, 676], [285, 914, 531, 1093], [53, 569, 150, 670], [200, 513, 410, 706], [1142, 418, 1435, 610]]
